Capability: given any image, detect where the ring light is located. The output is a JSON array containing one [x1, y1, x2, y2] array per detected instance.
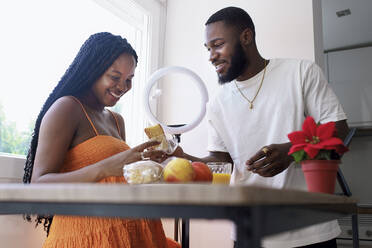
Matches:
[[144, 66, 209, 135]]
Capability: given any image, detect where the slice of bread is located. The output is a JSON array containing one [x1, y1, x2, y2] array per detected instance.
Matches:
[[144, 124, 168, 151]]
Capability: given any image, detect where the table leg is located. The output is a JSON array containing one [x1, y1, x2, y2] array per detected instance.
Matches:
[[181, 219, 190, 248], [352, 214, 359, 248], [235, 207, 262, 248], [174, 218, 179, 241]]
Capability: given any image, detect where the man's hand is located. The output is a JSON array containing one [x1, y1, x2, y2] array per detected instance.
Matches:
[[168, 146, 185, 158], [246, 143, 294, 177]]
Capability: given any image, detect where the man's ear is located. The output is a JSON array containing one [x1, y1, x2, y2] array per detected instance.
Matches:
[[240, 28, 253, 46]]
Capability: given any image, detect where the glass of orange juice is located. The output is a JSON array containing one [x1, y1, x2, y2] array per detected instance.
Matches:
[[206, 162, 232, 184]]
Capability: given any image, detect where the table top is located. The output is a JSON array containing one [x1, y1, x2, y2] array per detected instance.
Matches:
[[0, 183, 357, 210]]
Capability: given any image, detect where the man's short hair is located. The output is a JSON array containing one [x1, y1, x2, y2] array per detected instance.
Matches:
[[205, 6, 256, 39]]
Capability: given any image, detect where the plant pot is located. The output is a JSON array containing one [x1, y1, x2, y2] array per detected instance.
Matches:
[[301, 160, 340, 194]]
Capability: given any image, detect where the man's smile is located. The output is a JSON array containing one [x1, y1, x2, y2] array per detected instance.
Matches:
[[214, 61, 228, 74]]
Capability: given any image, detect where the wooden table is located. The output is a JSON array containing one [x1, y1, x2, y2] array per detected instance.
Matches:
[[0, 183, 357, 247]]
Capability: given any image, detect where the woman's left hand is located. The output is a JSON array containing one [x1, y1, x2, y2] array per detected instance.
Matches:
[[123, 140, 165, 164], [141, 148, 167, 163]]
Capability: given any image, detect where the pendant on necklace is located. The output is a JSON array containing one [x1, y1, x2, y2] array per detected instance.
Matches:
[[249, 103, 253, 109]]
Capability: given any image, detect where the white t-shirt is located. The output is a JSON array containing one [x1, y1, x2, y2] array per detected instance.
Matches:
[[207, 58, 347, 248]]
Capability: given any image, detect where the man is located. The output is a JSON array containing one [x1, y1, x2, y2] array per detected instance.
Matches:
[[175, 6, 349, 248]]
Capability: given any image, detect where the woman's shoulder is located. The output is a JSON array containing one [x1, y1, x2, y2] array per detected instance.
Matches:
[[45, 96, 83, 124], [109, 109, 124, 120], [108, 110, 125, 127], [54, 95, 79, 106], [107, 109, 126, 140], [105, 108, 123, 125]]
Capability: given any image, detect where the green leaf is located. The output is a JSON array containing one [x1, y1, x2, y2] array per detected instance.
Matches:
[[0, 102, 33, 155], [291, 150, 306, 163], [314, 150, 332, 160]]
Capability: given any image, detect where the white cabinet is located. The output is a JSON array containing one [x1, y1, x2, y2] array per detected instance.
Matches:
[[326, 46, 372, 127]]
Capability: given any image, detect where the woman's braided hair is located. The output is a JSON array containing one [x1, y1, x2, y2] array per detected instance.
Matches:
[[22, 32, 138, 234]]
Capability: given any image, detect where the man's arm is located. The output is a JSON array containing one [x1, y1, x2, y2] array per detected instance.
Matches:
[[335, 119, 349, 142], [172, 147, 233, 164]]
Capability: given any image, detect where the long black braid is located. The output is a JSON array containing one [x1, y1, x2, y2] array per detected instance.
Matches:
[[22, 32, 138, 235]]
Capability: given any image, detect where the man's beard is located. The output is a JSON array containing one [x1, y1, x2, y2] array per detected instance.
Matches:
[[218, 43, 247, 84]]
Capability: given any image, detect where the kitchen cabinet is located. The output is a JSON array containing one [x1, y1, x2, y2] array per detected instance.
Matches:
[[325, 46, 372, 129]]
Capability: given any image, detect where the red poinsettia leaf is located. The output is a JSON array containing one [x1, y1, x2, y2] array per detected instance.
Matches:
[[321, 139, 348, 152], [317, 121, 335, 140], [288, 143, 307, 154], [310, 137, 344, 150], [310, 138, 348, 156], [302, 117, 317, 137], [304, 144, 320, 158], [288, 131, 309, 145], [287, 116, 350, 161], [334, 145, 349, 154], [321, 137, 345, 147]]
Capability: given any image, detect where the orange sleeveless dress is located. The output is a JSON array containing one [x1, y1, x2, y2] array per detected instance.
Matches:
[[42, 98, 179, 248]]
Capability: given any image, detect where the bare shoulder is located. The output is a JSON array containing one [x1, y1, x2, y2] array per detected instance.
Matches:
[[52, 96, 81, 112], [110, 110, 125, 128], [110, 110, 124, 121], [110, 110, 126, 140], [43, 96, 82, 128]]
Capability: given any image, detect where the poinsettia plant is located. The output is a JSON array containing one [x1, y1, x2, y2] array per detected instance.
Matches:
[[287, 116, 349, 163]]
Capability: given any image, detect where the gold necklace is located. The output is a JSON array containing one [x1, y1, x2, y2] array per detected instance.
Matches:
[[234, 59, 267, 109]]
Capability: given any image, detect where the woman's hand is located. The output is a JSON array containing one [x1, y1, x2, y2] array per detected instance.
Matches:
[[140, 146, 168, 163], [122, 140, 166, 164], [246, 143, 294, 177], [102, 140, 165, 178]]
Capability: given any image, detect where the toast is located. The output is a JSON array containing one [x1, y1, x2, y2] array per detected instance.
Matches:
[[144, 124, 168, 151]]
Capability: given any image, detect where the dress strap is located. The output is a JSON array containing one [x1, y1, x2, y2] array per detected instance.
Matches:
[[107, 110, 121, 138], [69, 96, 99, 136]]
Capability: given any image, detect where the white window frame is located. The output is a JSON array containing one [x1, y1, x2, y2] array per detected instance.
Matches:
[[0, 0, 166, 178], [94, 0, 166, 146]]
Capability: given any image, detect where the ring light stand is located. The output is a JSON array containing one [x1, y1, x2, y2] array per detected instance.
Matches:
[[144, 66, 209, 135], [144, 66, 209, 248]]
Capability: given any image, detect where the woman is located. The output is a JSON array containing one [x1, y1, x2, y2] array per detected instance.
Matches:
[[23, 32, 179, 248]]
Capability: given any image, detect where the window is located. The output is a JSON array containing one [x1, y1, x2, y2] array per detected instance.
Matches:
[[0, 0, 165, 159]]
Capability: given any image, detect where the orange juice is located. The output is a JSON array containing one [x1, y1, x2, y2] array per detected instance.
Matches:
[[212, 173, 231, 184]]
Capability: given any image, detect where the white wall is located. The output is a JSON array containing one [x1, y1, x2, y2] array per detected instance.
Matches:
[[161, 0, 321, 157], [161, 0, 321, 247]]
